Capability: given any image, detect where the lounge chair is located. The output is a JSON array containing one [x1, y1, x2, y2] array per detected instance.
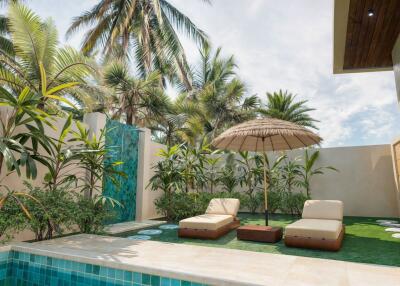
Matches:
[[178, 198, 241, 239], [284, 200, 344, 251]]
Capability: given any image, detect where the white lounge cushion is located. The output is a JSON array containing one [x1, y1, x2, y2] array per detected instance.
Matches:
[[205, 198, 240, 216], [302, 200, 343, 221], [179, 214, 234, 231], [285, 219, 342, 240]]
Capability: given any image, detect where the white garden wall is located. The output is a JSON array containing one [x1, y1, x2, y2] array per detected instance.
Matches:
[[141, 142, 400, 219]]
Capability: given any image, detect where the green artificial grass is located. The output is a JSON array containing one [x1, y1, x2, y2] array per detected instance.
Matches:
[[121, 214, 400, 267]]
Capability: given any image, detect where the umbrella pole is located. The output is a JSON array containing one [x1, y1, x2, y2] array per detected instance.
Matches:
[[262, 145, 269, 226]]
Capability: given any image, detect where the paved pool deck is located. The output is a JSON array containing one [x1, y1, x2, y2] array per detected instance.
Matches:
[[9, 234, 400, 286], [104, 220, 166, 235]]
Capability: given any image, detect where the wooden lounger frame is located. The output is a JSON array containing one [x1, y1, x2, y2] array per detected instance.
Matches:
[[284, 225, 345, 251], [178, 218, 241, 240]]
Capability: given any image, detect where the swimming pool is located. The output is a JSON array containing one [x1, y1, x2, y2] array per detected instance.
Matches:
[[0, 249, 207, 286]]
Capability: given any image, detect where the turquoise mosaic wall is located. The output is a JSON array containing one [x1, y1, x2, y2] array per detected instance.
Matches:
[[0, 250, 208, 286], [103, 120, 140, 223]]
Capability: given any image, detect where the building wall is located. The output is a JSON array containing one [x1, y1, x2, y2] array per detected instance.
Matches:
[[140, 143, 399, 219], [304, 144, 398, 217], [393, 34, 400, 103]]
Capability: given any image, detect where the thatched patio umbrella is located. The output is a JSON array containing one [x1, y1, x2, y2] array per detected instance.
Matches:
[[212, 118, 322, 225]]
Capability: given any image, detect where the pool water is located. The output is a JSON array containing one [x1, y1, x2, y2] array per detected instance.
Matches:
[[0, 250, 207, 286]]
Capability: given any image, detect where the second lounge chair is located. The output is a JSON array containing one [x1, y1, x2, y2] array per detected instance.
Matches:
[[284, 200, 345, 251]]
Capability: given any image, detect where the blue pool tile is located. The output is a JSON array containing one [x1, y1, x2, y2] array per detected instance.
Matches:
[[78, 262, 86, 272], [0, 251, 208, 286], [142, 273, 151, 285], [93, 265, 100, 275], [133, 272, 141, 282], [124, 270, 132, 281], [100, 266, 108, 277], [161, 277, 170, 286], [115, 269, 124, 280], [47, 257, 52, 266], [170, 279, 180, 286], [86, 263, 93, 273], [107, 267, 116, 279], [151, 275, 160, 286]]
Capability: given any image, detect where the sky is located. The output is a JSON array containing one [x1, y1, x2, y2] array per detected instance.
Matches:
[[8, 0, 400, 147]]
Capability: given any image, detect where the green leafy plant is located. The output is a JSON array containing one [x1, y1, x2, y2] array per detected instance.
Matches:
[[299, 149, 338, 198], [149, 145, 185, 220], [0, 191, 29, 244], [236, 151, 263, 213], [219, 153, 238, 193], [73, 194, 116, 234], [280, 191, 308, 216], [71, 122, 125, 198], [204, 151, 222, 193], [280, 156, 302, 194], [23, 182, 76, 241]]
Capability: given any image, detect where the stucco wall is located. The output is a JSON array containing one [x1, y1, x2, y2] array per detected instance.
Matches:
[[304, 145, 398, 217], [0, 113, 86, 192], [140, 143, 399, 219], [135, 129, 165, 221]]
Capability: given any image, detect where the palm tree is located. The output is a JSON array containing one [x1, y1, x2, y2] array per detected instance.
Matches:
[[259, 90, 318, 129], [183, 44, 259, 141], [0, 14, 13, 56], [103, 61, 169, 126], [0, 3, 97, 110], [149, 92, 205, 145], [67, 0, 209, 90]]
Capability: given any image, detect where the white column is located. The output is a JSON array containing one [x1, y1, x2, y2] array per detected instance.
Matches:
[[135, 128, 151, 221]]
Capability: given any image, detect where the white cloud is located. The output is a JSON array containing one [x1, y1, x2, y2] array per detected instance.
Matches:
[[5, 0, 399, 147], [169, 0, 400, 147]]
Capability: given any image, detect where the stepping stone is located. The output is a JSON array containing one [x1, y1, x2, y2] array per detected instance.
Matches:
[[127, 235, 151, 240], [376, 219, 398, 223], [159, 224, 179, 230], [392, 233, 400, 239], [385, 228, 400, 232], [379, 222, 399, 227], [137, 229, 163, 235]]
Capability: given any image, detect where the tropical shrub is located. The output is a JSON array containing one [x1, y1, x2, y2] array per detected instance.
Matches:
[[280, 191, 308, 216], [219, 153, 238, 193], [73, 195, 116, 234], [23, 183, 76, 241], [298, 150, 338, 198], [0, 198, 26, 244], [237, 151, 263, 213], [149, 145, 185, 220]]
